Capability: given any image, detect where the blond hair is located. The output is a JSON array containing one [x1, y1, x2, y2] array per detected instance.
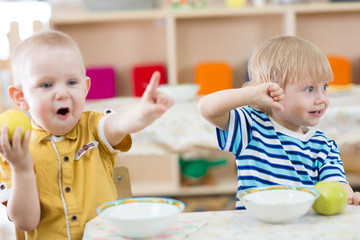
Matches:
[[11, 30, 85, 86], [245, 35, 333, 114]]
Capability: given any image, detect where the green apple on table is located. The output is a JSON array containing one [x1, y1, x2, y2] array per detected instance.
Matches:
[[0, 109, 31, 142], [312, 181, 348, 215]]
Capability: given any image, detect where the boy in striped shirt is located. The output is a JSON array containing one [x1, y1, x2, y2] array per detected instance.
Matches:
[[198, 35, 360, 209]]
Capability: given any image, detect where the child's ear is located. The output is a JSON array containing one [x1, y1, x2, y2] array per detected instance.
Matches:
[[85, 77, 91, 97], [8, 85, 29, 111]]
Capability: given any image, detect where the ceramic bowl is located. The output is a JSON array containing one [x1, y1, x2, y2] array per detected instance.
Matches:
[[158, 83, 199, 102], [97, 197, 185, 238], [238, 185, 319, 223]]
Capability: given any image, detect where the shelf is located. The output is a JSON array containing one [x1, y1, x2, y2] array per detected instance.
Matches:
[[129, 155, 238, 197], [51, 2, 360, 196], [51, 3, 360, 23], [131, 180, 237, 197], [51, 2, 360, 95], [52, 9, 167, 24]]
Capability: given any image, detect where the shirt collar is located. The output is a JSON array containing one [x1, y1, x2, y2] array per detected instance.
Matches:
[[31, 120, 78, 143]]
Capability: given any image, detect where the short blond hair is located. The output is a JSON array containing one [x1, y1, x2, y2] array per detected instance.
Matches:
[[11, 29, 85, 86], [246, 35, 333, 114]]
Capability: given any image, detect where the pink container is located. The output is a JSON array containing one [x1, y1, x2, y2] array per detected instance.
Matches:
[[86, 67, 116, 99]]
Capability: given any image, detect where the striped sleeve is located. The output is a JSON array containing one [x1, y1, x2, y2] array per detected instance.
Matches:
[[316, 136, 348, 183], [216, 107, 253, 156]]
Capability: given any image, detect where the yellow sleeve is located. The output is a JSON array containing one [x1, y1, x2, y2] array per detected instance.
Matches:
[[113, 134, 132, 152]]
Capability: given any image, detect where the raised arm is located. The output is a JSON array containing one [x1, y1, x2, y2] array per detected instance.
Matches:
[[197, 82, 284, 131], [0, 127, 40, 231], [104, 71, 174, 146]]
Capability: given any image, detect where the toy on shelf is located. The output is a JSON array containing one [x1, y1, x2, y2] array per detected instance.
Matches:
[[132, 64, 167, 97], [179, 157, 227, 186], [195, 62, 232, 95], [326, 55, 354, 93], [225, 0, 247, 8], [86, 66, 116, 99], [327, 55, 352, 86], [164, 0, 207, 10], [84, 0, 157, 12]]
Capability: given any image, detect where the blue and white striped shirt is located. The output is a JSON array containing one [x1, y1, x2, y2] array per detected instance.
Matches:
[[217, 106, 348, 209]]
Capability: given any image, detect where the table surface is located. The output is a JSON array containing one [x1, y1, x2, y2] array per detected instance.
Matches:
[[84, 205, 360, 240], [179, 205, 360, 240]]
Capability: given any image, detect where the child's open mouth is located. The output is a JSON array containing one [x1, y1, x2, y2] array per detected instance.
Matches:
[[57, 108, 69, 118], [310, 110, 322, 117]]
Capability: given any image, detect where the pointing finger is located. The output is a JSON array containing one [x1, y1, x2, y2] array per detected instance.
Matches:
[[143, 71, 160, 97]]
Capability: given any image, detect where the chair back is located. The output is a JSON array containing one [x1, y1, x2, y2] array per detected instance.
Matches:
[[15, 227, 25, 240], [113, 166, 133, 199]]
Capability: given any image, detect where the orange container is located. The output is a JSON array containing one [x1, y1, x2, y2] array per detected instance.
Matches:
[[327, 56, 351, 86], [195, 62, 232, 95]]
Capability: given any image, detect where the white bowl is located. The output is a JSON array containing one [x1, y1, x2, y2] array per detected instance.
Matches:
[[238, 185, 319, 223], [97, 197, 185, 238], [158, 83, 199, 102]]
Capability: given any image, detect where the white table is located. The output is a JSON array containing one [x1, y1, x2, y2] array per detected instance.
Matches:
[[83, 205, 360, 240]]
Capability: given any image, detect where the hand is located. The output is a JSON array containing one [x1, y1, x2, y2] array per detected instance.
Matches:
[[103, 71, 174, 143], [349, 191, 360, 205], [255, 82, 284, 112], [0, 126, 32, 172], [140, 71, 174, 120]]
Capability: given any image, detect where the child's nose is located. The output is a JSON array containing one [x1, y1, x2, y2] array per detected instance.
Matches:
[[316, 90, 328, 103], [55, 86, 69, 99]]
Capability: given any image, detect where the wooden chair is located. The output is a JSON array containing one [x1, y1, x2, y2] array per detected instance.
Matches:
[[15, 227, 25, 240], [113, 166, 133, 199]]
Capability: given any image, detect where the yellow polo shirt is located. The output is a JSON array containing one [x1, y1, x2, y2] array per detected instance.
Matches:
[[0, 110, 132, 240]]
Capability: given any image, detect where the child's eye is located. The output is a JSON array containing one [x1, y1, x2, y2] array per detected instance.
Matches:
[[322, 84, 328, 91], [68, 79, 78, 85], [41, 82, 52, 88], [305, 86, 314, 93]]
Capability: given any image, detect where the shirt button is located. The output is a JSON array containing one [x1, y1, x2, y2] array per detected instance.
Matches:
[[71, 215, 77, 222], [65, 187, 71, 193], [63, 156, 69, 162]]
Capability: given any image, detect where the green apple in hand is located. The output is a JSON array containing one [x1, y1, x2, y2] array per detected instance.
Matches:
[[0, 109, 31, 142], [312, 181, 348, 215]]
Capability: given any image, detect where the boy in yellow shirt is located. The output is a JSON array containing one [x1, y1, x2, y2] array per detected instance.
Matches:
[[0, 30, 173, 239]]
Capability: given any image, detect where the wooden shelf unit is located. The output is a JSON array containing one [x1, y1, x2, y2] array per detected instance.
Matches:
[[51, 2, 360, 196], [51, 2, 360, 96], [115, 151, 238, 197]]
